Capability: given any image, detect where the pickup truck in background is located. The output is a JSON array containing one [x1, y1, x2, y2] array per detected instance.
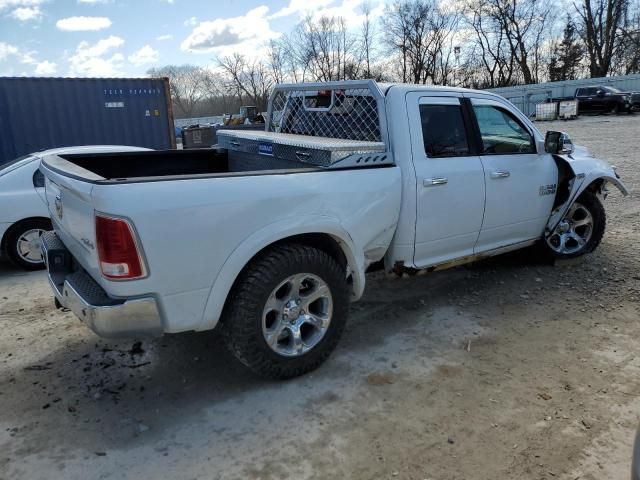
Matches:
[[40, 80, 628, 380], [574, 86, 639, 114]]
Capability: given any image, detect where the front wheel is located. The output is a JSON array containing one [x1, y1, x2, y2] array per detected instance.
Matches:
[[544, 191, 606, 259], [221, 243, 350, 380]]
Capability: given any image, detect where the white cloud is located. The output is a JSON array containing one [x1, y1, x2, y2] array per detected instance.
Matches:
[[68, 35, 124, 76], [156, 34, 173, 41], [56, 16, 112, 31], [0, 41, 40, 65], [0, 0, 43, 12], [0, 41, 19, 60], [10, 6, 41, 21], [181, 6, 279, 53], [35, 59, 56, 75], [128, 45, 159, 66], [312, 0, 385, 28], [78, 0, 112, 3], [269, 0, 385, 26], [20, 50, 37, 64], [269, 0, 333, 19], [183, 16, 197, 27]]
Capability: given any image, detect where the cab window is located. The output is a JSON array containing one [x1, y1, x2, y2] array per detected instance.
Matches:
[[473, 105, 535, 155], [419, 104, 470, 158]]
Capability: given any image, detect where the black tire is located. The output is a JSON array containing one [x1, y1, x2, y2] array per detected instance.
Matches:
[[611, 102, 621, 114], [4, 218, 52, 270], [221, 243, 350, 380], [544, 191, 606, 259]]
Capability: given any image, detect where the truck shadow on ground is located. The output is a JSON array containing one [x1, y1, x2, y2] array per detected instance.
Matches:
[[1, 247, 608, 458]]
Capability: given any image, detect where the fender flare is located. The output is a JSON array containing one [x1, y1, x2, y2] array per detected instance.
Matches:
[[581, 174, 628, 197], [196, 215, 364, 332], [546, 173, 628, 236]]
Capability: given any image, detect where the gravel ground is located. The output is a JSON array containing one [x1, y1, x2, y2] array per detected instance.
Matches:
[[0, 113, 639, 480]]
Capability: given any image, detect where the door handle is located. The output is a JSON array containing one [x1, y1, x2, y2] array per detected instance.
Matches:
[[423, 177, 448, 187], [490, 171, 510, 179]]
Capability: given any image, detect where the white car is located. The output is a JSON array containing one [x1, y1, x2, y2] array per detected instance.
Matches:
[[0, 146, 149, 270], [39, 81, 627, 379]]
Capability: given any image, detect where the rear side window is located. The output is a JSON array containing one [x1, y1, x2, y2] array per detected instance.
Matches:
[[419, 104, 470, 158], [473, 105, 535, 154]]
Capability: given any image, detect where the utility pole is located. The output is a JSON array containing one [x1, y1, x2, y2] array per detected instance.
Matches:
[[454, 46, 461, 87]]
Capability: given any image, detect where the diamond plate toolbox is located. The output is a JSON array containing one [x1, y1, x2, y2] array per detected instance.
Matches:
[[216, 130, 388, 168]]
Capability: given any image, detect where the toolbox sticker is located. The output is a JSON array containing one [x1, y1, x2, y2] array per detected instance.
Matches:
[[258, 142, 274, 156]]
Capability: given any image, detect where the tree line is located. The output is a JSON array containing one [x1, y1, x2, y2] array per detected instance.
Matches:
[[148, 0, 640, 119]]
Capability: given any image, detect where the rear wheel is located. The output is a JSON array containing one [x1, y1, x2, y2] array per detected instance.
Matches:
[[5, 219, 52, 270], [544, 191, 605, 259], [222, 243, 350, 380]]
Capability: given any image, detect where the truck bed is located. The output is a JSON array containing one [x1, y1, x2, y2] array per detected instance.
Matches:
[[45, 148, 316, 183]]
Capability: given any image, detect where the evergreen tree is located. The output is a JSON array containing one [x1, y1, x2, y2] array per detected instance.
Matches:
[[549, 17, 584, 81]]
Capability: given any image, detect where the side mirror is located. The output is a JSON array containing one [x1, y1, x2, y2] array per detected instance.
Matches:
[[597, 90, 605, 97], [545, 131, 575, 155]]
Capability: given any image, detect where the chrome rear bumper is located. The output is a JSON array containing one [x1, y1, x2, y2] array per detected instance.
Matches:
[[42, 231, 163, 338]]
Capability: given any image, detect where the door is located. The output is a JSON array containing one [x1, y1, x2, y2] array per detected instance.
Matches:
[[593, 88, 607, 112], [407, 93, 486, 268], [576, 88, 592, 113], [468, 97, 558, 252]]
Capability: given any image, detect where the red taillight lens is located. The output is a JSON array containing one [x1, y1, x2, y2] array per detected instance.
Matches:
[[95, 214, 145, 280]]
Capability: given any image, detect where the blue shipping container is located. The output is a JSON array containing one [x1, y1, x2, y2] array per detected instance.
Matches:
[[0, 77, 176, 165]]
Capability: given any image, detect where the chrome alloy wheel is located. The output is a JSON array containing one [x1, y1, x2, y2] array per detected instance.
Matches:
[[262, 273, 333, 357], [16, 228, 46, 264], [546, 202, 594, 255]]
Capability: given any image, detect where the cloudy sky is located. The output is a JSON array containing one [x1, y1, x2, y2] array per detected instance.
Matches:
[[0, 0, 383, 77]]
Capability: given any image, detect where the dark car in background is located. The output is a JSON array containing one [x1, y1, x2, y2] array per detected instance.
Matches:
[[575, 86, 635, 114]]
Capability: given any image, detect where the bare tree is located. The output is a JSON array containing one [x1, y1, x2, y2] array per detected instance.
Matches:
[[292, 15, 362, 81], [216, 53, 274, 110], [464, 1, 515, 87], [148, 65, 205, 118], [360, 2, 376, 78], [619, 5, 640, 73], [382, 0, 459, 84], [575, 0, 630, 77]]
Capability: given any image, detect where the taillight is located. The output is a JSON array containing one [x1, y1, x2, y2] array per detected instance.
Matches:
[[95, 214, 146, 280]]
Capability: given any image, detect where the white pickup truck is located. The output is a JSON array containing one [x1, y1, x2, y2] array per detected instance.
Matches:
[[40, 80, 627, 379]]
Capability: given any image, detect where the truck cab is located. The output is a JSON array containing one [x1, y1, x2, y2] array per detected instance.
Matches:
[[575, 86, 632, 114], [386, 86, 559, 269]]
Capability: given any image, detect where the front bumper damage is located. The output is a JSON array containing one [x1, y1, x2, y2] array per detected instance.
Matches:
[[41, 231, 163, 338]]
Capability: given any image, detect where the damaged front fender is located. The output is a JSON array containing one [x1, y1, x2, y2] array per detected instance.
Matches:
[[545, 149, 629, 236]]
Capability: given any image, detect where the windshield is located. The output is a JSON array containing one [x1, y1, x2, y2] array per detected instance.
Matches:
[[604, 86, 623, 93], [0, 154, 33, 174]]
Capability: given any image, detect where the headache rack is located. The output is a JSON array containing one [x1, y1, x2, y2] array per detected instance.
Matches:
[[217, 80, 393, 170]]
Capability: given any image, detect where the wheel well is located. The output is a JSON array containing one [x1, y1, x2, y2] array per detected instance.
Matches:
[[552, 155, 575, 209], [1, 217, 52, 252], [219, 233, 350, 318], [231, 233, 351, 295], [585, 178, 605, 194], [259, 233, 348, 269]]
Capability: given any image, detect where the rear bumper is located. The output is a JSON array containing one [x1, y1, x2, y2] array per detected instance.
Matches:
[[42, 231, 163, 338]]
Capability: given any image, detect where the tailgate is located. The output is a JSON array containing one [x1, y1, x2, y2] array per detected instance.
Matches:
[[40, 157, 100, 275]]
